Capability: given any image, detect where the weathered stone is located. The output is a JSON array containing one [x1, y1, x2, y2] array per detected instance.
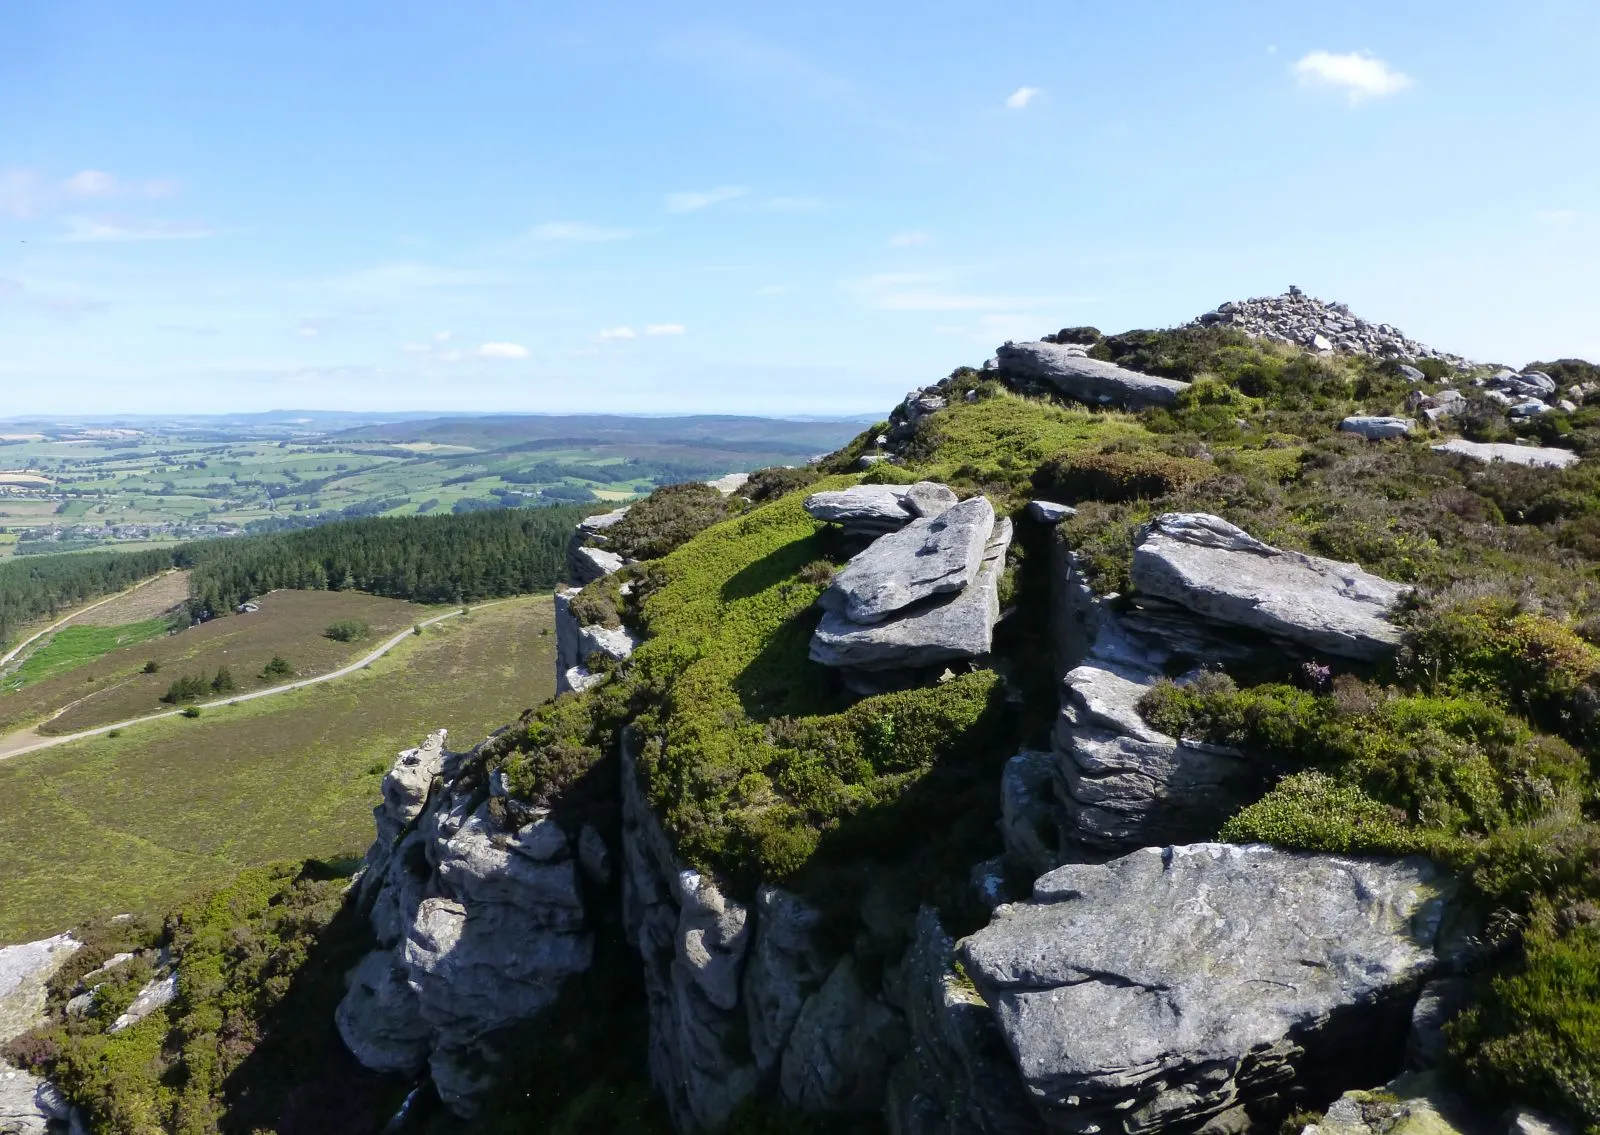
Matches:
[[706, 472, 751, 495], [1340, 415, 1415, 439], [108, 972, 177, 1033], [336, 950, 431, 1074], [0, 1066, 79, 1135], [0, 935, 79, 1043], [820, 496, 994, 624], [805, 485, 917, 534], [674, 870, 751, 1012], [577, 621, 638, 663], [744, 887, 830, 1074], [779, 957, 907, 1113], [376, 730, 445, 846], [1397, 364, 1427, 382], [570, 545, 625, 584], [810, 519, 1012, 671], [1432, 440, 1580, 469], [1406, 977, 1473, 1071], [1027, 500, 1076, 524], [578, 506, 630, 533], [1184, 291, 1470, 369], [1302, 1071, 1481, 1135], [962, 844, 1464, 1135], [1504, 1108, 1576, 1135], [996, 341, 1189, 408], [1000, 751, 1061, 878], [904, 481, 958, 519], [1509, 400, 1552, 418], [1131, 513, 1408, 661]]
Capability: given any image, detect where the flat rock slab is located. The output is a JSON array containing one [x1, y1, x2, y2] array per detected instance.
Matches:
[[570, 545, 626, 584], [1432, 440, 1579, 469], [821, 495, 994, 623], [810, 518, 1012, 671], [962, 844, 1461, 1134], [578, 507, 630, 533], [1, 934, 80, 1043], [804, 482, 956, 534], [706, 473, 750, 495], [1340, 415, 1414, 439], [1131, 512, 1407, 661], [996, 341, 1190, 409], [1027, 500, 1076, 524]]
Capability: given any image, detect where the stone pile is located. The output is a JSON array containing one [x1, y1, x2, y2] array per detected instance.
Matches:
[[806, 488, 1012, 690], [1189, 288, 1470, 366]]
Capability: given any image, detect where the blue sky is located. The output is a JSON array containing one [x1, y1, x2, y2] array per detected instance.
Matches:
[[2, 0, 1597, 417]]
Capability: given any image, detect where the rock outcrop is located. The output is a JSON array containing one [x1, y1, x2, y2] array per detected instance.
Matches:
[[811, 515, 1012, 677], [1339, 415, 1414, 440], [819, 495, 994, 624], [962, 844, 1467, 1135], [1131, 513, 1408, 661], [339, 730, 595, 1115], [1, 935, 85, 1135], [995, 342, 1189, 409], [805, 482, 957, 539], [1189, 289, 1468, 366], [1432, 439, 1580, 469]]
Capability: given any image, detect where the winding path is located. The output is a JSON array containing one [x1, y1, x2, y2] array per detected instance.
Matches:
[[0, 571, 181, 672], [0, 601, 500, 762]]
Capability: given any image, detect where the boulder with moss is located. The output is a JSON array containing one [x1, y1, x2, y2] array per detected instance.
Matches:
[[995, 341, 1190, 408]]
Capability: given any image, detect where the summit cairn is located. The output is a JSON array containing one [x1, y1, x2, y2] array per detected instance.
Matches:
[[1190, 288, 1470, 367]]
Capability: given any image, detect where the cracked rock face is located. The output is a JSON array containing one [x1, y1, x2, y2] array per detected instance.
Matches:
[[961, 844, 1464, 1135], [820, 495, 995, 624], [1131, 513, 1408, 661], [995, 342, 1190, 409]]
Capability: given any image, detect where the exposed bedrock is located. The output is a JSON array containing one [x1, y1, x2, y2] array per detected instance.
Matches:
[[804, 481, 958, 538], [995, 341, 1190, 409], [961, 844, 1470, 1135], [819, 495, 995, 624]]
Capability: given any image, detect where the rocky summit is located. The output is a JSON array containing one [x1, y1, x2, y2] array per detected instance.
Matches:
[[1189, 287, 1470, 366]]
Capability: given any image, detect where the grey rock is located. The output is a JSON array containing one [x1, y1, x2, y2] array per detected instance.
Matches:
[[1131, 512, 1408, 660], [1435, 389, 1466, 405], [962, 844, 1463, 1134], [0, 1065, 79, 1135], [904, 481, 958, 519], [805, 485, 917, 534], [811, 518, 1012, 671], [996, 341, 1190, 408], [1407, 977, 1473, 1071], [570, 545, 625, 584], [779, 957, 908, 1113], [578, 506, 630, 533], [0, 934, 79, 1043], [1397, 364, 1427, 382], [744, 888, 830, 1074], [1000, 751, 1061, 878], [336, 950, 431, 1074], [706, 472, 751, 495], [376, 730, 445, 846], [108, 972, 177, 1033], [674, 870, 752, 1012], [563, 665, 605, 693], [1517, 371, 1558, 395], [1311, 332, 1334, 352], [821, 496, 995, 623], [1504, 1108, 1576, 1135], [577, 824, 611, 887], [1027, 500, 1076, 524], [1558, 399, 1580, 413], [577, 621, 638, 663], [1340, 415, 1415, 439], [1303, 1071, 1481, 1135], [1510, 400, 1553, 417], [1432, 439, 1580, 469]]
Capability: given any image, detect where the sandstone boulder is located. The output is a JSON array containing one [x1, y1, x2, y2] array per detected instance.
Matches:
[[804, 483, 956, 537], [1131, 513, 1407, 661], [810, 518, 1012, 671], [1432, 440, 1579, 469], [1340, 415, 1414, 440], [820, 496, 994, 624], [962, 844, 1465, 1135], [570, 545, 626, 585], [996, 342, 1189, 409]]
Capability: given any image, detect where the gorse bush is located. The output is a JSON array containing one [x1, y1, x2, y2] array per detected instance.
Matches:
[[323, 619, 369, 642]]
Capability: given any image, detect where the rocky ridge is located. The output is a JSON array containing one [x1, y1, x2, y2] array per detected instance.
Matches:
[[1189, 288, 1470, 366]]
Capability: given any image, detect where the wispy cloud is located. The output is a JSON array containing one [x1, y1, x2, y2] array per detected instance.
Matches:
[[0, 276, 109, 318], [296, 317, 334, 339], [599, 326, 638, 340], [1005, 86, 1042, 110], [1533, 209, 1579, 224], [660, 27, 857, 106], [528, 220, 634, 242], [1293, 50, 1413, 105], [476, 341, 529, 359], [62, 216, 214, 242], [889, 231, 929, 248], [666, 186, 749, 213], [645, 323, 686, 336]]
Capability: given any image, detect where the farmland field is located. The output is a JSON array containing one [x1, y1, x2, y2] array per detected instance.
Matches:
[[0, 589, 444, 735], [0, 593, 556, 943]]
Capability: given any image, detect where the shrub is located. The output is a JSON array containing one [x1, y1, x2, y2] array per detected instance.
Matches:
[[260, 655, 293, 679], [141, 660, 160, 674], [160, 674, 210, 703], [210, 666, 235, 694], [322, 619, 369, 642], [1033, 447, 1214, 504], [606, 482, 734, 561], [745, 466, 822, 504], [181, 706, 202, 718]]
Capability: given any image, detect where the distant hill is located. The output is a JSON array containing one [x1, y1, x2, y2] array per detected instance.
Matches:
[[332, 413, 874, 455]]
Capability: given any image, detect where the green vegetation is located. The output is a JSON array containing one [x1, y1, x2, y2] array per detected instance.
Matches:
[[3, 861, 408, 1135], [0, 595, 556, 941], [0, 547, 175, 647], [604, 480, 736, 561], [260, 654, 294, 679], [2, 617, 169, 690], [322, 619, 370, 643]]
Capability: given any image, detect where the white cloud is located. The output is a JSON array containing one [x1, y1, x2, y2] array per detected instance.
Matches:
[[889, 231, 929, 248], [753, 195, 822, 212], [1292, 50, 1413, 105], [477, 341, 529, 359], [296, 317, 333, 339], [528, 220, 634, 242], [666, 186, 748, 213], [599, 326, 638, 340], [400, 341, 433, 355], [1005, 86, 1041, 110], [63, 170, 120, 197], [62, 216, 214, 242], [0, 276, 108, 318], [1533, 209, 1579, 224], [433, 330, 452, 342], [645, 323, 686, 336]]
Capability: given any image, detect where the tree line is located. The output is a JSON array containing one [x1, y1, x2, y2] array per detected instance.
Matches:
[[0, 548, 176, 648]]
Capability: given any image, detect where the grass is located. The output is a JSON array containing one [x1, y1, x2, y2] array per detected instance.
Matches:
[[0, 589, 439, 736], [0, 594, 556, 943], [3, 618, 171, 690]]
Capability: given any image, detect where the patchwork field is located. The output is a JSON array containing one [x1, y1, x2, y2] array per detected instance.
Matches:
[[0, 590, 442, 735], [0, 594, 556, 943]]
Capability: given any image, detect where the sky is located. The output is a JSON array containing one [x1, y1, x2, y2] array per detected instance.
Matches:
[[1, 0, 1598, 417]]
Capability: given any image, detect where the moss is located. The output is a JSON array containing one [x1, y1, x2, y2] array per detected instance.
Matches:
[[1033, 446, 1216, 504]]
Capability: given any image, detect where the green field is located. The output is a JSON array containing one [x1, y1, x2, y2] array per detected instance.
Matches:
[[0, 594, 556, 943], [2, 618, 170, 691]]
